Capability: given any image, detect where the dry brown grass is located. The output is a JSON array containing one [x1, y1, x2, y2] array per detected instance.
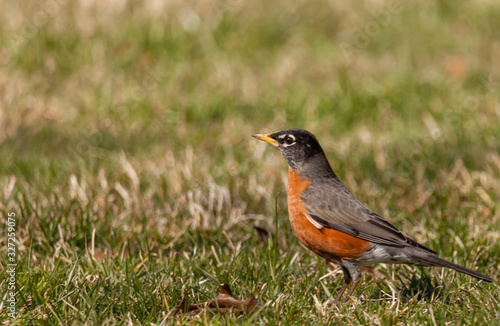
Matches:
[[1, 0, 499, 324]]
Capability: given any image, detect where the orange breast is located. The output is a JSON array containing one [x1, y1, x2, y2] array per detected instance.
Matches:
[[287, 167, 370, 260]]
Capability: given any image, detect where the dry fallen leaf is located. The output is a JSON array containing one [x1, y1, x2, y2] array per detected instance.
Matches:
[[172, 283, 259, 317], [253, 225, 270, 243]]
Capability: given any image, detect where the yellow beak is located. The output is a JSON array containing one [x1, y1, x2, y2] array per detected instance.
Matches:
[[252, 133, 279, 147]]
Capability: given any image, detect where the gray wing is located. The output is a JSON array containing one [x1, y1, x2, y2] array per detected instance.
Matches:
[[302, 180, 436, 254]]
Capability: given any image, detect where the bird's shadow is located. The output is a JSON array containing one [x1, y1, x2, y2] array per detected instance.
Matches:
[[365, 273, 449, 304]]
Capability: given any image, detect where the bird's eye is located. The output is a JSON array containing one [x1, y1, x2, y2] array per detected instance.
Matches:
[[283, 135, 295, 145]]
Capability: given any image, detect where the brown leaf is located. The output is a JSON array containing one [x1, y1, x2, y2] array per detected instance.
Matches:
[[171, 283, 259, 317], [254, 225, 270, 243], [171, 298, 200, 315], [446, 56, 467, 79]]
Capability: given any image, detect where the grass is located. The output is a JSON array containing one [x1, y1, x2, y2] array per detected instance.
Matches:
[[1, 0, 499, 324]]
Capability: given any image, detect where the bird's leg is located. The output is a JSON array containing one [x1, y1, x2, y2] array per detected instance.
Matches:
[[343, 279, 360, 303], [340, 260, 362, 303], [333, 281, 350, 305], [333, 265, 351, 305]]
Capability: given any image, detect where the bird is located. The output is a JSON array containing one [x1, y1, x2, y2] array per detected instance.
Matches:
[[252, 128, 493, 304]]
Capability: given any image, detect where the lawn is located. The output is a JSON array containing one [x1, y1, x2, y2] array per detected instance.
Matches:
[[0, 0, 499, 325]]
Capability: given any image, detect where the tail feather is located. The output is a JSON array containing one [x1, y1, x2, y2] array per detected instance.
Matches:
[[411, 251, 493, 282]]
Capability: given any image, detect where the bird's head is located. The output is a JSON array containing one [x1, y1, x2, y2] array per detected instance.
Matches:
[[252, 129, 330, 176]]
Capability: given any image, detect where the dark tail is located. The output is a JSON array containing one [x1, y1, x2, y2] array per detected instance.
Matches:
[[411, 251, 493, 282]]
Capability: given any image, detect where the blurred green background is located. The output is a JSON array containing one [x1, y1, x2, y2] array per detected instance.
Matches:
[[1, 0, 499, 324]]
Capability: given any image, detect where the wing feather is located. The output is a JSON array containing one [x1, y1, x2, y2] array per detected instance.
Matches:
[[302, 181, 436, 254]]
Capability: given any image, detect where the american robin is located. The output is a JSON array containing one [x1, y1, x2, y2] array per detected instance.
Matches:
[[252, 129, 493, 304]]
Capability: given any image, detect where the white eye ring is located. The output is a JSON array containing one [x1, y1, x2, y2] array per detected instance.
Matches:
[[282, 134, 296, 146]]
